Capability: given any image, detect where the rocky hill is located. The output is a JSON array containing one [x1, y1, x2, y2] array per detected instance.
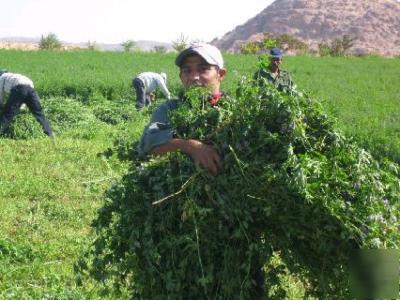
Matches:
[[213, 0, 400, 56]]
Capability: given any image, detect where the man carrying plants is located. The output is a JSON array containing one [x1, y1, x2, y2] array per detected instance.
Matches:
[[132, 71, 171, 110], [138, 43, 226, 176], [0, 69, 53, 137], [254, 47, 298, 96], [137, 43, 267, 298]]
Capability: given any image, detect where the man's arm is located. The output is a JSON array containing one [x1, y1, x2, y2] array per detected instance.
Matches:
[[138, 100, 222, 175], [157, 78, 171, 99], [137, 101, 175, 156], [150, 138, 222, 176], [286, 73, 301, 97]]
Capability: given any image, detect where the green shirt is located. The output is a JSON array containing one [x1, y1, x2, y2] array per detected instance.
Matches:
[[254, 69, 298, 96]]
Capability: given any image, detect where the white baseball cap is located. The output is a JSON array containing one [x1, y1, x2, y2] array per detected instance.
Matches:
[[175, 43, 224, 69]]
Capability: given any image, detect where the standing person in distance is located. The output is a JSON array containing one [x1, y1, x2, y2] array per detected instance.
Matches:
[[254, 47, 299, 96], [0, 69, 53, 137], [132, 72, 171, 110]]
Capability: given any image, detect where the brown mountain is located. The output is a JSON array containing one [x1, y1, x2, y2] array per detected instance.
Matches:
[[213, 0, 400, 56]]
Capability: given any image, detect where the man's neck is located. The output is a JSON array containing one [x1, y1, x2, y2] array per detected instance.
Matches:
[[210, 91, 224, 106], [269, 65, 280, 75]]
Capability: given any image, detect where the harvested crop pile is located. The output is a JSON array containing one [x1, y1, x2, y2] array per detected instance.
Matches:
[[82, 63, 400, 299], [2, 98, 96, 139], [91, 100, 136, 125], [2, 110, 45, 139], [1, 97, 136, 139]]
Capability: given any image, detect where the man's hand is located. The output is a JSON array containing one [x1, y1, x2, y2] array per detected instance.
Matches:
[[150, 138, 222, 176], [182, 139, 222, 176], [149, 92, 155, 101]]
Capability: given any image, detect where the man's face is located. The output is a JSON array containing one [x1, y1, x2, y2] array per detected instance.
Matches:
[[179, 55, 226, 94], [270, 57, 282, 69]]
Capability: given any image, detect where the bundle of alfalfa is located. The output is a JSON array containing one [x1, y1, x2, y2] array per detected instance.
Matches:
[[2, 98, 96, 139], [81, 70, 400, 299]]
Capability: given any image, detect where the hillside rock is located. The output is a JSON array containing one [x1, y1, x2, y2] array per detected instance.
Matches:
[[213, 0, 400, 56]]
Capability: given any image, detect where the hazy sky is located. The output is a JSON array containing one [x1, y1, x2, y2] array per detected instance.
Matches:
[[0, 0, 274, 44]]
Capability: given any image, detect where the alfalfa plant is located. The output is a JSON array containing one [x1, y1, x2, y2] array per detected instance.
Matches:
[[79, 61, 399, 299]]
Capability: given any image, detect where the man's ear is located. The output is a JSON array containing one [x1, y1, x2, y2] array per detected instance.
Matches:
[[218, 68, 226, 80]]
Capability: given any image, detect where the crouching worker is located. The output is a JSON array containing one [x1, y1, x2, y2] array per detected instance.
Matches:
[[0, 69, 53, 137], [132, 72, 171, 110]]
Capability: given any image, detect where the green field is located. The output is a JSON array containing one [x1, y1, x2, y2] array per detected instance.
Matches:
[[0, 49, 399, 298]]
